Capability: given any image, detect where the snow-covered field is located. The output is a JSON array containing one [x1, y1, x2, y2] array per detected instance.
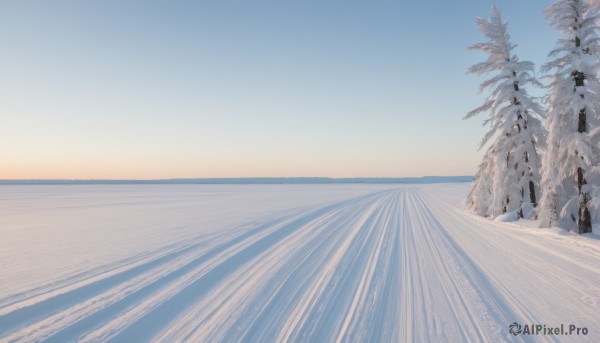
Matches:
[[1, 184, 599, 342]]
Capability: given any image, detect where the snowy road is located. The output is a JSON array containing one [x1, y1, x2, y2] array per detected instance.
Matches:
[[1, 185, 599, 342]]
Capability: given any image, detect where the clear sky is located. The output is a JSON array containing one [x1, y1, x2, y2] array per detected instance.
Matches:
[[0, 0, 558, 179]]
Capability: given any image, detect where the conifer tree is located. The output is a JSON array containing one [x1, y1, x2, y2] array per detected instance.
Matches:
[[466, 6, 545, 219], [540, 0, 600, 233]]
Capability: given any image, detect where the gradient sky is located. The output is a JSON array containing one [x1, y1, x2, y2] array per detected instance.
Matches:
[[0, 0, 558, 179]]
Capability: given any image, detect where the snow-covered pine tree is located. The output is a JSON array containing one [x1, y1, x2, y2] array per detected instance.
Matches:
[[540, 0, 600, 233], [465, 5, 544, 219], [466, 144, 494, 216]]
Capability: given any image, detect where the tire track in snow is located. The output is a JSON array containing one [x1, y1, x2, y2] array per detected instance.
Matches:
[[2, 217, 292, 342], [2, 186, 599, 342], [0, 190, 390, 342], [0, 208, 309, 340], [418, 187, 600, 342], [91, 197, 376, 342], [405, 191, 517, 342], [333, 192, 399, 343], [275, 193, 399, 343], [178, 192, 399, 343], [102, 192, 390, 343]]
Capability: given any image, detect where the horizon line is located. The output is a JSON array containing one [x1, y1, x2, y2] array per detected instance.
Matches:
[[0, 176, 474, 185]]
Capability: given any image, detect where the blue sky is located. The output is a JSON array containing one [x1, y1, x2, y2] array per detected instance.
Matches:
[[0, 0, 557, 179]]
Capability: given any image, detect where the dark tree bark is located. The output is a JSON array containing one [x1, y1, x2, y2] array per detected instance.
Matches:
[[575, 67, 592, 233], [577, 166, 592, 233], [529, 181, 537, 207], [579, 193, 592, 234], [578, 108, 587, 132]]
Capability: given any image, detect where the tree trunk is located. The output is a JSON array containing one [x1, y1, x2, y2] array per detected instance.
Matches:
[[579, 194, 592, 234], [573, 65, 592, 234], [529, 181, 537, 207], [577, 167, 592, 233]]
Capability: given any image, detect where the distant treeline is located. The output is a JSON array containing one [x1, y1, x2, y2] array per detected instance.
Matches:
[[0, 176, 473, 185]]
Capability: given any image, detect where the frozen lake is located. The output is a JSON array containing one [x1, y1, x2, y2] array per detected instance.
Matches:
[[1, 184, 599, 342]]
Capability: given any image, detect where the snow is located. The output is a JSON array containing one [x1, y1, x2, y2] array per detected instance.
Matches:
[[465, 5, 544, 220], [494, 211, 520, 222], [1, 183, 599, 342], [539, 0, 600, 232]]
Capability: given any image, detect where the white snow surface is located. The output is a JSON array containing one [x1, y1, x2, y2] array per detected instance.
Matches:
[[1, 183, 599, 342]]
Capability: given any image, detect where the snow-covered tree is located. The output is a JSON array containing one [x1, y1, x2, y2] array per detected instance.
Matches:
[[465, 5, 545, 219], [540, 0, 600, 233], [466, 145, 494, 216]]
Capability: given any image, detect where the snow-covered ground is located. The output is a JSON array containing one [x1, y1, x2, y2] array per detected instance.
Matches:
[[1, 184, 599, 342]]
